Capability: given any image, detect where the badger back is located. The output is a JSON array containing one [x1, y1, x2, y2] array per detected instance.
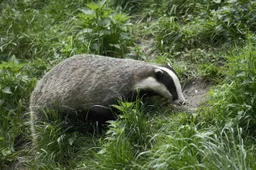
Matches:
[[29, 54, 154, 115]]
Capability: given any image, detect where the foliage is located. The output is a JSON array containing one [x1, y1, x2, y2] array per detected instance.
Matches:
[[141, 112, 255, 169], [154, 17, 218, 53], [151, 0, 201, 18], [151, 0, 256, 56], [0, 0, 90, 61], [28, 108, 100, 169], [202, 45, 256, 137], [1, 0, 256, 169], [109, 0, 144, 13], [30, 120, 76, 168], [64, 1, 135, 58], [212, 1, 256, 39], [0, 57, 36, 168], [85, 100, 151, 169], [110, 101, 151, 148]]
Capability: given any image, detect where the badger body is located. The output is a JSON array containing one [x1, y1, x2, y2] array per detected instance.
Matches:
[[30, 54, 186, 124]]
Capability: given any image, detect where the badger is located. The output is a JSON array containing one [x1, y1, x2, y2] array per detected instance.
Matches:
[[29, 54, 186, 136]]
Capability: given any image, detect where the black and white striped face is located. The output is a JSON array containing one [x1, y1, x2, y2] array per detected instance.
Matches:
[[134, 65, 186, 105]]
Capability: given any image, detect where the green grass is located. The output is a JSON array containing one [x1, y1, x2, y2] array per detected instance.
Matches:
[[1, 0, 256, 169], [201, 44, 256, 137]]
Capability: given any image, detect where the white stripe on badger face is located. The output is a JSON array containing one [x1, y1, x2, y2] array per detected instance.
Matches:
[[156, 66, 186, 103], [133, 77, 173, 100]]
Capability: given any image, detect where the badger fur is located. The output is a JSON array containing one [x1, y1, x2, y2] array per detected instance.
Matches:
[[30, 54, 185, 134]]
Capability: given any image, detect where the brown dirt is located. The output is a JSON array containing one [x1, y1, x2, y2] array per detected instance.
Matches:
[[170, 78, 212, 112], [182, 78, 212, 110]]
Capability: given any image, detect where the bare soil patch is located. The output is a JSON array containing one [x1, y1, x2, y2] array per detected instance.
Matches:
[[183, 78, 212, 109]]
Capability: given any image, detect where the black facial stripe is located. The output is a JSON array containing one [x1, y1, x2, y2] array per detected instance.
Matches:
[[156, 69, 178, 101], [162, 65, 180, 79]]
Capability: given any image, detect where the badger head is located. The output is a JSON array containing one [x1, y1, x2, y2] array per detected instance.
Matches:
[[134, 65, 186, 105]]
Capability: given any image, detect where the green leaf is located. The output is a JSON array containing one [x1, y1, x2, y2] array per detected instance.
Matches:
[[2, 87, 13, 94], [109, 44, 121, 49], [213, 0, 221, 3], [0, 100, 4, 105], [68, 137, 75, 146], [80, 9, 94, 15], [86, 3, 101, 11], [111, 104, 124, 112], [122, 102, 133, 108], [9, 55, 19, 64], [227, 0, 237, 3]]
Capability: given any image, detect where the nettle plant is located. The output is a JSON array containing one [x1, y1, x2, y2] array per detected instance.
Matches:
[[65, 1, 134, 58], [212, 0, 256, 41]]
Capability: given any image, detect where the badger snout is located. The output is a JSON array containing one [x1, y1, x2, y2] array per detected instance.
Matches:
[[173, 99, 187, 106]]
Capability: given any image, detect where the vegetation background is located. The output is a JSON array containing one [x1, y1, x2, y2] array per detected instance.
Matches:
[[0, 0, 256, 169]]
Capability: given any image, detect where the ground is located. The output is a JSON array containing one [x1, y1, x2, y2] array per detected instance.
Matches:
[[183, 78, 212, 108]]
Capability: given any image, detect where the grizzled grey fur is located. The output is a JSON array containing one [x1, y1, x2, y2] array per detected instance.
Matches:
[[30, 54, 158, 122]]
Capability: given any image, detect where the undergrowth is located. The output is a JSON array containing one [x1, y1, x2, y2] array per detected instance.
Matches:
[[201, 44, 256, 137], [70, 1, 135, 58], [1, 0, 256, 169]]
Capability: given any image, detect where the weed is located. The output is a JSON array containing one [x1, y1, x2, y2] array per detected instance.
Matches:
[[84, 100, 151, 169], [0, 56, 35, 168], [151, 1, 256, 56], [200, 44, 256, 137], [110, 0, 144, 13], [152, 0, 200, 18], [67, 1, 135, 58], [110, 100, 151, 149], [143, 114, 254, 169], [212, 1, 256, 39]]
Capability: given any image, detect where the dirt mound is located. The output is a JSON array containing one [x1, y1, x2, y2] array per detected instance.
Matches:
[[183, 78, 212, 109]]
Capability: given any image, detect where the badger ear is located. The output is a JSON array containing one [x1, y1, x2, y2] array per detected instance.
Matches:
[[154, 68, 163, 79]]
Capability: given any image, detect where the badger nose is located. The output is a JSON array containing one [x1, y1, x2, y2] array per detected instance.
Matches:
[[173, 100, 187, 106]]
